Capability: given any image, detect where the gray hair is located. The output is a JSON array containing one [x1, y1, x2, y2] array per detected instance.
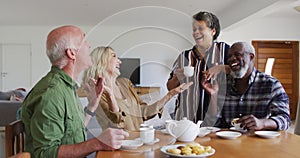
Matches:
[[46, 26, 80, 68], [232, 42, 255, 56]]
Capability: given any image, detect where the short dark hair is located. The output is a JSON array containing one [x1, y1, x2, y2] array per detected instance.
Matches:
[[193, 11, 220, 40]]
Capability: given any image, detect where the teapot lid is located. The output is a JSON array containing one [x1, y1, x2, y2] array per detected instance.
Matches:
[[180, 117, 192, 124], [179, 117, 202, 127]]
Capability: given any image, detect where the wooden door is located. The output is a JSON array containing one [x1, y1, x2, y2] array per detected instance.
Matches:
[[0, 44, 31, 91], [252, 41, 299, 119]]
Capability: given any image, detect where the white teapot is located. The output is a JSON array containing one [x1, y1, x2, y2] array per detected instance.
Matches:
[[166, 117, 202, 142]]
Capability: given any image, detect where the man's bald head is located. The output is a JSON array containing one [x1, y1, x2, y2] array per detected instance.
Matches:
[[46, 25, 84, 68]]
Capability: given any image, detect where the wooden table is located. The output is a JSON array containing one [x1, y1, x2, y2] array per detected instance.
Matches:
[[95, 130, 300, 158]]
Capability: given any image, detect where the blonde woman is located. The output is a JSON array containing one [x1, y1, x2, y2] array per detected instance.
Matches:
[[82, 46, 192, 131]]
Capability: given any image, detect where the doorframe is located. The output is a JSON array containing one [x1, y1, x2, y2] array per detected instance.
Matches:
[[252, 40, 299, 119], [0, 43, 32, 91]]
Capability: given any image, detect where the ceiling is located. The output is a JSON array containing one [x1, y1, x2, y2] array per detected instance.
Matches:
[[0, 0, 300, 29]]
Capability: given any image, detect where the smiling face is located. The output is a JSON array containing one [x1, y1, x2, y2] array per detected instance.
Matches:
[[228, 44, 253, 78], [192, 20, 216, 50], [106, 48, 122, 77]]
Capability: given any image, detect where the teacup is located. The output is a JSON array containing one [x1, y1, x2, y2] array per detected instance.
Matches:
[[231, 118, 243, 130], [140, 127, 155, 143], [183, 66, 194, 77], [140, 123, 153, 129]]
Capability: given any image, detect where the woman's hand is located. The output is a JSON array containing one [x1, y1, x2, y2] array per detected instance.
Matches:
[[173, 68, 186, 81], [169, 82, 193, 96], [203, 65, 227, 80], [103, 86, 119, 112], [202, 78, 219, 96], [202, 67, 219, 96], [85, 76, 104, 111], [158, 82, 193, 109]]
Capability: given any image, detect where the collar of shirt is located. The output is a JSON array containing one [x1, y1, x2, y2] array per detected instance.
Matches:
[[230, 68, 257, 95], [50, 66, 79, 90], [192, 43, 216, 60]]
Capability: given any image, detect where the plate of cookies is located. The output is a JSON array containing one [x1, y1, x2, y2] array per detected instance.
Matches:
[[160, 142, 215, 158]]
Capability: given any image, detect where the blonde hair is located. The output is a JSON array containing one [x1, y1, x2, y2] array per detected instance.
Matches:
[[82, 46, 113, 85]]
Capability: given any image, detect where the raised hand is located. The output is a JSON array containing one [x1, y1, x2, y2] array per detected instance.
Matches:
[[202, 78, 219, 96], [203, 65, 227, 81], [169, 82, 193, 96], [85, 76, 104, 111], [174, 68, 186, 81]]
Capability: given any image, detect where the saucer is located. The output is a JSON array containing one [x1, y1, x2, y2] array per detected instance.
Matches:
[[198, 128, 211, 137], [216, 131, 242, 139], [202, 127, 221, 133], [144, 138, 160, 145], [121, 140, 143, 149], [230, 127, 247, 133], [254, 131, 280, 139], [135, 138, 160, 145]]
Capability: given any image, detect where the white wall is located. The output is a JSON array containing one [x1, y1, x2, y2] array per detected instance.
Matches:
[[85, 6, 194, 95], [0, 26, 53, 88], [0, 25, 94, 90], [0, 6, 299, 96], [220, 16, 300, 44], [0, 7, 196, 94]]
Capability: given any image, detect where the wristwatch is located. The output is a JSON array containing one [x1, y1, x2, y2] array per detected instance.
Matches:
[[84, 106, 96, 117]]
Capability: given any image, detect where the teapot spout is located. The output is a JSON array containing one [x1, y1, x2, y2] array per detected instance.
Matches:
[[196, 120, 203, 127]]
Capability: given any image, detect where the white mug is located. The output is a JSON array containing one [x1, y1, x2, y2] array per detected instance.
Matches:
[[231, 118, 243, 130], [140, 123, 153, 129], [140, 127, 155, 143], [183, 66, 194, 77]]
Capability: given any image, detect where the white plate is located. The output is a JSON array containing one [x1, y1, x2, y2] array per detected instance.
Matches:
[[254, 131, 280, 139], [143, 138, 160, 145], [198, 128, 211, 137], [160, 144, 215, 158], [230, 127, 247, 133], [134, 137, 160, 145], [121, 140, 143, 149], [216, 131, 242, 139], [201, 127, 221, 133]]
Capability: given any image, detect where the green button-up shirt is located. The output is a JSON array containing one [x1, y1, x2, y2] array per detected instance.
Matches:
[[21, 66, 86, 158]]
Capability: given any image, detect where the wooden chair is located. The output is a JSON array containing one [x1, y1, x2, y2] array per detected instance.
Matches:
[[5, 120, 26, 158]]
